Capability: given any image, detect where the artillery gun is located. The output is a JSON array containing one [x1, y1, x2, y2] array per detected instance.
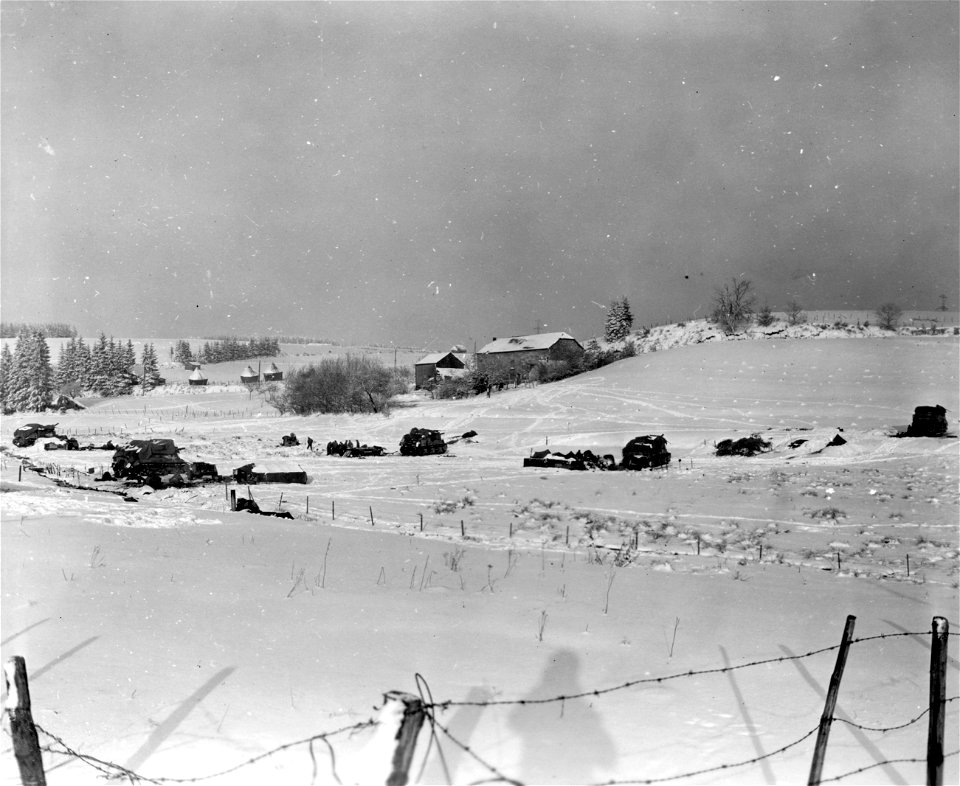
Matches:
[[399, 428, 447, 456], [110, 439, 194, 487], [620, 434, 671, 470]]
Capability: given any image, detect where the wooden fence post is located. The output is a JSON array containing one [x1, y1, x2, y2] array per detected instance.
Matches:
[[927, 616, 949, 786], [229, 490, 236, 511], [332, 500, 335, 520], [807, 614, 856, 786], [370, 506, 375, 526], [384, 691, 426, 786], [3, 656, 46, 786]]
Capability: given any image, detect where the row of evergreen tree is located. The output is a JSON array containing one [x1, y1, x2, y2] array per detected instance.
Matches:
[[0, 332, 162, 413], [0, 322, 79, 339], [171, 336, 281, 366]]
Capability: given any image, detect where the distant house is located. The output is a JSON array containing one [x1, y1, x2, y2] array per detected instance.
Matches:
[[476, 332, 584, 377], [263, 363, 283, 382], [240, 365, 259, 385], [415, 350, 468, 389], [183, 361, 201, 371], [188, 368, 207, 386]]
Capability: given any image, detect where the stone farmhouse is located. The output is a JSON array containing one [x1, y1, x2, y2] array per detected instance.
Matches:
[[476, 332, 583, 378]]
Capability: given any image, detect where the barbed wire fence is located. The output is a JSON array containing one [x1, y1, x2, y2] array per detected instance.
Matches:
[[3, 619, 955, 786]]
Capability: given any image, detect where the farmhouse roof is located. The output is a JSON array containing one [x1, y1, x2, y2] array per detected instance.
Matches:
[[240, 365, 258, 378], [478, 332, 580, 354], [188, 368, 207, 381], [416, 351, 468, 366], [265, 363, 280, 373]]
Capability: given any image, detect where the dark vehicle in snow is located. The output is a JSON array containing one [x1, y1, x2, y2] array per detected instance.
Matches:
[[399, 428, 447, 456], [12, 423, 60, 447], [232, 462, 308, 484], [524, 449, 614, 471], [906, 405, 948, 437], [621, 435, 671, 470], [44, 436, 80, 451], [715, 433, 773, 457], [111, 439, 194, 486], [327, 440, 386, 457]]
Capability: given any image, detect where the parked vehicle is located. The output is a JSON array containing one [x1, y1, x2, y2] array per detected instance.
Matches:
[[620, 435, 671, 470], [111, 439, 194, 486], [906, 405, 948, 437], [12, 423, 60, 447], [327, 440, 386, 457], [399, 428, 447, 456], [524, 449, 614, 471]]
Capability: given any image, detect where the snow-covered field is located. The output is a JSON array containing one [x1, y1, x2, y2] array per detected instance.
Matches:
[[2, 335, 957, 785]]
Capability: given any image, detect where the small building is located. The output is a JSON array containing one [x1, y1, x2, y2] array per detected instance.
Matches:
[[476, 332, 583, 377], [240, 365, 259, 385], [414, 350, 468, 389], [188, 368, 207, 386], [183, 361, 201, 371], [263, 362, 283, 382]]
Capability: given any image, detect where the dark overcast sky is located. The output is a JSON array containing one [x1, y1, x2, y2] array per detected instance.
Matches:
[[2, 2, 957, 347]]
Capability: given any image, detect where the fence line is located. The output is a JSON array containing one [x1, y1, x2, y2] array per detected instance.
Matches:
[[3, 624, 955, 786], [32, 718, 376, 785], [429, 631, 952, 711], [834, 697, 958, 734], [818, 750, 960, 785]]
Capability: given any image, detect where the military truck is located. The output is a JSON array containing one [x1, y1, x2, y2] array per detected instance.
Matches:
[[12, 423, 60, 447], [110, 439, 194, 486], [620, 434, 671, 470], [399, 428, 447, 456], [906, 405, 948, 437]]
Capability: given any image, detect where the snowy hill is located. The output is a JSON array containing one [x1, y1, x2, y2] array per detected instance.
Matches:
[[1, 334, 957, 785]]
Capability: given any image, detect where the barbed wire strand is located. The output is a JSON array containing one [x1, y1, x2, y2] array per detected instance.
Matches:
[[414, 672, 452, 785], [8, 626, 954, 784], [35, 718, 375, 784], [427, 715, 525, 786], [431, 713, 825, 786], [430, 630, 946, 710], [833, 696, 959, 734], [592, 726, 822, 785], [817, 749, 959, 784]]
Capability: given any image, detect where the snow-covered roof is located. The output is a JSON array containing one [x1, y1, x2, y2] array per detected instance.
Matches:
[[265, 363, 280, 373], [240, 366, 258, 377], [478, 332, 580, 354], [188, 368, 206, 381], [416, 351, 467, 366]]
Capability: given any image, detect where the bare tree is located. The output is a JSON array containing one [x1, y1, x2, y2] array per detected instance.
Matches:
[[876, 302, 903, 331], [785, 299, 807, 326], [711, 277, 756, 334]]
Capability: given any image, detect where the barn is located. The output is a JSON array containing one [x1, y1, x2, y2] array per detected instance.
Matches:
[[263, 363, 283, 382], [187, 368, 207, 386], [476, 332, 583, 379], [414, 350, 468, 389], [240, 365, 259, 385]]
